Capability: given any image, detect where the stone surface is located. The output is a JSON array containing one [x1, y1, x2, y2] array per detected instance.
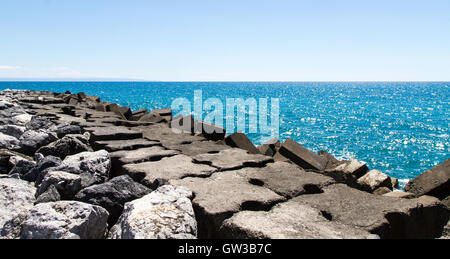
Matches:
[[35, 185, 61, 204], [383, 191, 415, 199], [323, 159, 369, 188], [167, 141, 229, 157], [171, 171, 285, 238], [279, 139, 327, 171], [31, 156, 62, 184], [38, 171, 82, 200], [92, 138, 161, 152], [373, 187, 392, 196], [19, 130, 58, 155], [257, 144, 275, 157], [0, 178, 36, 238], [290, 184, 450, 239], [192, 148, 273, 171], [220, 201, 372, 239], [25, 116, 55, 131], [75, 175, 151, 225], [108, 185, 197, 239], [405, 159, 450, 199], [20, 201, 109, 239], [224, 132, 260, 154], [357, 170, 393, 193], [8, 159, 36, 180], [123, 155, 217, 189], [0, 132, 20, 150], [36, 134, 92, 159], [230, 162, 335, 198], [0, 124, 26, 139], [88, 127, 143, 142]]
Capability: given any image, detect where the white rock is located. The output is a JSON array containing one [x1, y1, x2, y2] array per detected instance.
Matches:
[[357, 170, 393, 193], [12, 114, 32, 126], [38, 171, 82, 200], [0, 132, 20, 149], [0, 178, 36, 239], [20, 201, 109, 239], [108, 185, 197, 239]]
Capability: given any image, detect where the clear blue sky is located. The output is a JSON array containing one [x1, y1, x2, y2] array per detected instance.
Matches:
[[1, 0, 449, 81]]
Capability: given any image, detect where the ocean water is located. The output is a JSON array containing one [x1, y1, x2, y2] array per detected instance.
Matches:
[[1, 81, 449, 186]]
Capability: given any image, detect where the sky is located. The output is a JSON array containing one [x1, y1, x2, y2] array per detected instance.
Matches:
[[0, 0, 449, 81]]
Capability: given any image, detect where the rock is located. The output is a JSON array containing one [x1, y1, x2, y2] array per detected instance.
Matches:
[[0, 178, 36, 238], [0, 149, 33, 175], [373, 187, 392, 196], [318, 150, 341, 169], [108, 185, 196, 239], [19, 130, 58, 155], [0, 125, 26, 139], [151, 108, 172, 120], [53, 150, 111, 188], [54, 123, 82, 138], [220, 201, 372, 239], [258, 144, 275, 157], [442, 196, 450, 209], [357, 170, 393, 193], [273, 151, 291, 163], [119, 107, 132, 120], [38, 171, 82, 200], [264, 137, 281, 148], [224, 132, 260, 154], [74, 175, 151, 226], [405, 159, 450, 199], [31, 156, 63, 184], [12, 113, 32, 126], [279, 139, 327, 171], [166, 141, 229, 157], [0, 132, 20, 150], [35, 185, 61, 204], [192, 148, 273, 171], [92, 138, 161, 152], [110, 146, 179, 177], [229, 162, 335, 199], [106, 103, 129, 120], [25, 116, 55, 131], [20, 201, 109, 239], [383, 191, 415, 199], [88, 127, 143, 142], [123, 155, 217, 189], [170, 171, 285, 238], [139, 113, 166, 123], [8, 159, 36, 180], [36, 134, 92, 159], [289, 184, 450, 239], [323, 159, 369, 188]]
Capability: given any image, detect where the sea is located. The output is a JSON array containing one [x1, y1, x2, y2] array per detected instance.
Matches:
[[1, 81, 448, 188]]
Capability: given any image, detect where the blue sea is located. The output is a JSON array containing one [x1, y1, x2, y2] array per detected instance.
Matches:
[[1, 81, 448, 187]]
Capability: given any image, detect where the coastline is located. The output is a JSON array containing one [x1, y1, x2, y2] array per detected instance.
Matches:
[[0, 89, 448, 239]]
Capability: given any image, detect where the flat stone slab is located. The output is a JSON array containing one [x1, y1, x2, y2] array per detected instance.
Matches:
[[137, 124, 206, 147], [92, 138, 161, 152], [170, 170, 285, 238], [405, 159, 450, 199], [166, 141, 229, 157], [220, 201, 372, 239], [231, 162, 335, 198], [86, 127, 143, 142], [123, 154, 217, 189], [279, 139, 327, 171], [192, 148, 274, 171], [110, 146, 180, 165], [289, 184, 450, 239]]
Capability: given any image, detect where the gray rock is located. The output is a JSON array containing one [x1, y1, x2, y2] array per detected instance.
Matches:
[[323, 158, 369, 188], [123, 155, 217, 189], [405, 159, 450, 199], [88, 127, 143, 142], [0, 125, 26, 139], [36, 134, 92, 159], [12, 113, 32, 126], [74, 175, 151, 226], [108, 185, 196, 239], [38, 171, 82, 200], [19, 130, 58, 155], [357, 170, 393, 193], [257, 144, 275, 157], [92, 138, 161, 152], [279, 139, 327, 171], [0, 132, 20, 150], [170, 170, 285, 238], [35, 185, 61, 204], [165, 141, 228, 157], [192, 148, 273, 171], [20, 201, 109, 239], [224, 132, 260, 154], [54, 123, 82, 138], [25, 116, 55, 131], [31, 156, 63, 184], [373, 187, 392, 196], [8, 159, 36, 180], [0, 178, 36, 238], [383, 191, 416, 199], [53, 150, 111, 188]]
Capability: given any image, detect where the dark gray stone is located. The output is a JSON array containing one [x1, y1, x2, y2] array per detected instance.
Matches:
[[405, 159, 450, 199], [279, 139, 327, 171]]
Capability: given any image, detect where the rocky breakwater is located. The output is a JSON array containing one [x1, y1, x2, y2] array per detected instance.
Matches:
[[0, 89, 448, 239]]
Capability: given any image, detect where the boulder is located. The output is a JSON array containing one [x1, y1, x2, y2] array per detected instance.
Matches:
[[151, 108, 172, 120], [0, 132, 20, 150], [171, 116, 225, 141], [8, 159, 36, 180], [20, 201, 109, 239], [383, 191, 415, 199], [25, 116, 55, 131], [19, 130, 58, 155], [258, 144, 275, 157], [37, 171, 82, 200], [0, 149, 33, 174], [224, 132, 260, 154], [0, 178, 36, 238], [92, 138, 161, 152], [123, 155, 217, 189], [139, 113, 166, 123], [31, 156, 63, 184], [54, 123, 82, 138], [170, 171, 285, 238], [165, 141, 229, 157], [405, 159, 450, 199], [52, 150, 111, 189], [108, 185, 196, 239], [74, 175, 151, 226], [0, 125, 26, 139], [357, 170, 393, 193], [192, 148, 273, 171], [12, 113, 32, 126], [279, 139, 327, 171], [88, 127, 143, 142], [35, 185, 61, 204], [36, 134, 92, 159], [373, 187, 392, 196], [323, 159, 369, 188]]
